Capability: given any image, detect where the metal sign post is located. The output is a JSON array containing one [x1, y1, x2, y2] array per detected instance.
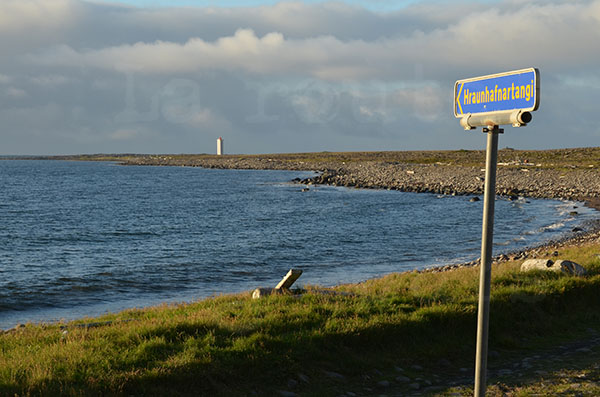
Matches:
[[454, 68, 540, 397], [474, 125, 501, 396]]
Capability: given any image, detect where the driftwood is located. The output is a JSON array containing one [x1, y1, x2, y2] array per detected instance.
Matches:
[[251, 269, 356, 299], [252, 269, 303, 299]]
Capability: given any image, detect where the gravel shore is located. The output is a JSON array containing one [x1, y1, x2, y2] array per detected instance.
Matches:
[[116, 150, 600, 272], [119, 151, 600, 206]]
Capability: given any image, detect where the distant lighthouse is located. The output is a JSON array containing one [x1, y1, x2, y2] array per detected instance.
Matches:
[[216, 137, 223, 156]]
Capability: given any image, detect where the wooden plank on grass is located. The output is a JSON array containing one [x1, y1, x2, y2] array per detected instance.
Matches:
[[275, 269, 302, 290]]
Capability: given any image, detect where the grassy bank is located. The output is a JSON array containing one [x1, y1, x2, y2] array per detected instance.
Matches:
[[2, 241, 600, 396]]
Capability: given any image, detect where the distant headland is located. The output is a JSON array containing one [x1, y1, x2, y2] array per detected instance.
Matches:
[[19, 148, 600, 208]]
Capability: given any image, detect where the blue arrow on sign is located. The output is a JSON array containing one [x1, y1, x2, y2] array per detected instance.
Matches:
[[454, 68, 539, 117]]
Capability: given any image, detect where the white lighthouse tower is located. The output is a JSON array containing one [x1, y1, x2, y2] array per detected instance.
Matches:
[[216, 137, 224, 156]]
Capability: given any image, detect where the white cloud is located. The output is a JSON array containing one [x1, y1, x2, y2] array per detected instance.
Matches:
[[0, 0, 74, 33], [2, 0, 600, 154], [27, 1, 600, 82]]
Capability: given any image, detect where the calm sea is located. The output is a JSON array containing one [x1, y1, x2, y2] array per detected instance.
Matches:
[[0, 160, 596, 329]]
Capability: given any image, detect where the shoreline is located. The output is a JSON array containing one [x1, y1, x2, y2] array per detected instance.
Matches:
[[3, 152, 600, 330], [3, 151, 600, 396], [101, 149, 600, 205], [112, 151, 600, 276], [12, 147, 600, 202], [11, 151, 600, 260], [2, 211, 597, 333]]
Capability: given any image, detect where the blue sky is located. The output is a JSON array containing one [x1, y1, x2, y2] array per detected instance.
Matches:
[[1, 0, 599, 155]]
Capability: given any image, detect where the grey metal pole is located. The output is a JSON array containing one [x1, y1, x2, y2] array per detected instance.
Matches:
[[474, 126, 500, 397]]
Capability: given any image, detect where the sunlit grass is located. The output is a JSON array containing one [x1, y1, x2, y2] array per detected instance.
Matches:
[[2, 241, 600, 395]]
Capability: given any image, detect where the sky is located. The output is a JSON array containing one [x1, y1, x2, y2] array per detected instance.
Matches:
[[1, 0, 599, 155]]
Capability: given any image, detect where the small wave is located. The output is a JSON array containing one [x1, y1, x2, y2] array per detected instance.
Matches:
[[555, 200, 579, 216], [540, 222, 565, 232]]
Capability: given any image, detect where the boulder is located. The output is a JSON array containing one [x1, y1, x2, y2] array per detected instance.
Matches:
[[520, 259, 554, 271], [554, 260, 587, 276], [520, 259, 587, 276]]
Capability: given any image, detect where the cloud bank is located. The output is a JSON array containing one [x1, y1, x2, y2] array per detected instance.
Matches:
[[1, 0, 599, 154]]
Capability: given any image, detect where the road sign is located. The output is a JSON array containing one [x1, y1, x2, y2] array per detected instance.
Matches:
[[454, 68, 541, 397], [454, 68, 539, 117]]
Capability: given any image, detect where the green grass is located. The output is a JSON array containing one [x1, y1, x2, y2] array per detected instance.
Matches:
[[2, 246, 600, 396]]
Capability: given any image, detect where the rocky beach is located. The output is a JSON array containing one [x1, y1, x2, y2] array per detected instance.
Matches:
[[109, 148, 600, 205], [100, 148, 600, 271]]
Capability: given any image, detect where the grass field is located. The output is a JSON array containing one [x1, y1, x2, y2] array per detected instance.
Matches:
[[2, 241, 600, 396]]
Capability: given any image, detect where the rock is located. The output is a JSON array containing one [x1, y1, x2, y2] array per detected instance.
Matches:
[[395, 376, 410, 383], [520, 259, 586, 276], [287, 379, 298, 388], [377, 380, 390, 388], [410, 364, 423, 371], [555, 260, 587, 276], [437, 358, 451, 367], [409, 383, 420, 390], [521, 259, 554, 272], [520, 259, 555, 272], [469, 196, 480, 202]]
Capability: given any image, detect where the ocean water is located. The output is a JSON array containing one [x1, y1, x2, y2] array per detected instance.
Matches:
[[0, 160, 596, 329]]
